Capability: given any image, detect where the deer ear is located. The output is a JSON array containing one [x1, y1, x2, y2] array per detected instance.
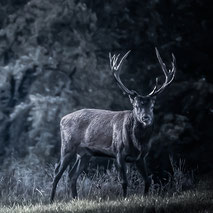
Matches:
[[128, 94, 134, 104], [128, 90, 139, 104], [152, 96, 156, 101]]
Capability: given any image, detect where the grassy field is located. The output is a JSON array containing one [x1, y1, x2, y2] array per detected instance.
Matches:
[[0, 188, 212, 213], [0, 160, 212, 213]]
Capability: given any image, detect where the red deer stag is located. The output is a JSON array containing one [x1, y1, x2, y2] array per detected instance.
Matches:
[[50, 48, 176, 202]]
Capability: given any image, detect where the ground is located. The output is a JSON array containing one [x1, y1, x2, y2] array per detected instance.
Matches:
[[0, 172, 212, 213]]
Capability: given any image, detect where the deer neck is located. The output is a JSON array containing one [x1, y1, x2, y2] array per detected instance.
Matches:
[[130, 112, 153, 153]]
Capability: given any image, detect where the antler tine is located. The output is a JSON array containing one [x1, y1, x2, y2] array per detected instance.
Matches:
[[147, 48, 176, 97], [147, 77, 159, 96], [109, 52, 114, 70], [165, 53, 176, 85], [155, 47, 168, 74], [117, 50, 131, 69], [109, 50, 136, 96]]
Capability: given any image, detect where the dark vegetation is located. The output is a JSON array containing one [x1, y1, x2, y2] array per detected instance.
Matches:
[[0, 0, 213, 211]]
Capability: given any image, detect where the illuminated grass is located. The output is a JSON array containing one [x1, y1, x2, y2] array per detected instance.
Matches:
[[0, 189, 212, 213]]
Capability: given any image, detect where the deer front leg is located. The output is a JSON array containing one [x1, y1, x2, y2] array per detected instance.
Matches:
[[136, 153, 151, 195], [116, 153, 128, 197]]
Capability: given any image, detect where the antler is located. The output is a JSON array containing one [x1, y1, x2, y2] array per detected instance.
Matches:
[[109, 48, 176, 98], [109, 50, 138, 96], [147, 47, 176, 97]]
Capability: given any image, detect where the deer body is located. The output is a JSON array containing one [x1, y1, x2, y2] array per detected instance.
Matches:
[[61, 108, 152, 161], [50, 48, 176, 202]]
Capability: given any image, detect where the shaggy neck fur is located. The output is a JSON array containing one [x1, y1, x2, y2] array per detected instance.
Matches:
[[130, 112, 153, 153]]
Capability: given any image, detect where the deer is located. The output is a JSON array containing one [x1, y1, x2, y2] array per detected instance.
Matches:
[[50, 48, 176, 202]]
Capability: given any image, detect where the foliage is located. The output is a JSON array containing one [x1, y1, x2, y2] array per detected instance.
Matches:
[[0, 0, 114, 163]]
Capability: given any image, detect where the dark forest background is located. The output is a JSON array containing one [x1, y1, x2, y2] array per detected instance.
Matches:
[[0, 0, 213, 181]]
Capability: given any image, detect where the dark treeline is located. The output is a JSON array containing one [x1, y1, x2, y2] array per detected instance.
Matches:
[[0, 0, 212, 180]]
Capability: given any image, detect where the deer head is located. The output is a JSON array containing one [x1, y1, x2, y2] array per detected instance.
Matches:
[[109, 48, 176, 127]]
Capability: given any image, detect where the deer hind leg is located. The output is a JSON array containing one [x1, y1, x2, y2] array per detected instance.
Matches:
[[116, 153, 128, 197], [54, 161, 60, 175], [136, 154, 151, 195], [50, 152, 74, 203], [68, 154, 91, 199]]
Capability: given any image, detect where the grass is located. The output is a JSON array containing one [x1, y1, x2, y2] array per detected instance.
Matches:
[[0, 189, 212, 213], [0, 158, 212, 213]]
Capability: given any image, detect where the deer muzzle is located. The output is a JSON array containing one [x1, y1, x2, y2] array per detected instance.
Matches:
[[141, 115, 152, 126]]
